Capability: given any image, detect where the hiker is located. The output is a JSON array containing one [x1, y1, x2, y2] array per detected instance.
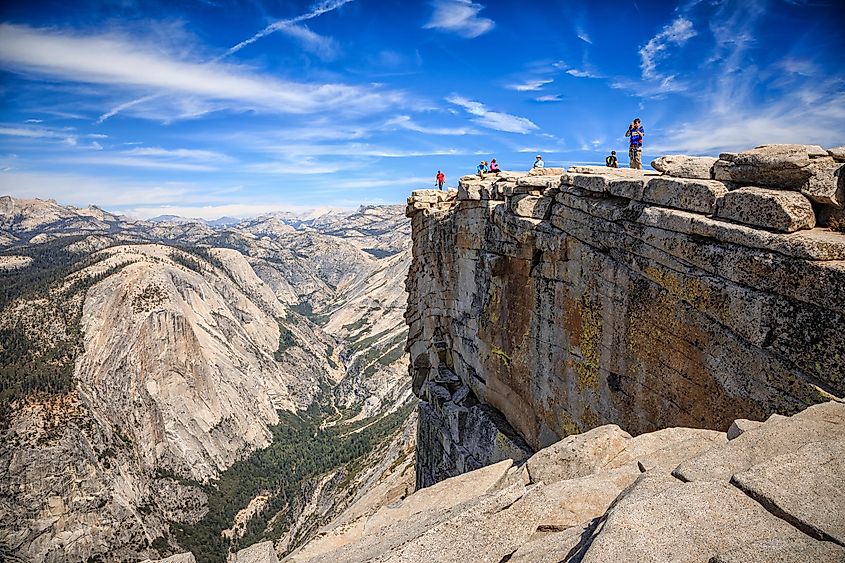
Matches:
[[605, 150, 618, 168], [533, 155, 544, 169], [489, 159, 501, 174], [477, 161, 488, 176], [436, 170, 445, 190], [625, 118, 644, 169]]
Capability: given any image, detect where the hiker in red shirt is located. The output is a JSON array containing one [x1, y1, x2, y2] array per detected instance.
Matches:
[[436, 170, 445, 190]]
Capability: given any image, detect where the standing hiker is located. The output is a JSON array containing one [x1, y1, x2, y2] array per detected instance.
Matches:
[[625, 118, 644, 170], [605, 150, 619, 168], [436, 170, 445, 190]]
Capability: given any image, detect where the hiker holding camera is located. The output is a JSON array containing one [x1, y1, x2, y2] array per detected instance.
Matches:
[[625, 118, 644, 170]]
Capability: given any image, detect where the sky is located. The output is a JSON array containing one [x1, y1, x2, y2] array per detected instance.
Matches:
[[0, 0, 844, 219]]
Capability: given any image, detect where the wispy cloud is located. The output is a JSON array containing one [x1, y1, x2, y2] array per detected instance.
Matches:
[[566, 68, 601, 79], [0, 23, 404, 122], [385, 115, 475, 135], [535, 94, 563, 103], [0, 170, 216, 207], [639, 17, 696, 80], [446, 95, 538, 134], [423, 0, 495, 39], [124, 147, 233, 162], [506, 78, 553, 92], [275, 23, 340, 60], [60, 156, 218, 171], [0, 123, 104, 148]]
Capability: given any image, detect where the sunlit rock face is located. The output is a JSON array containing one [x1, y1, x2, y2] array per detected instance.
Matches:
[[405, 144, 845, 487]]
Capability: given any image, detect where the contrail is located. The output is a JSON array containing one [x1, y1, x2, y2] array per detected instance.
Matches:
[[220, 0, 354, 59], [96, 0, 355, 123]]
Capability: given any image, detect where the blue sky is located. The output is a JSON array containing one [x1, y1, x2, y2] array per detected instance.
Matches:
[[0, 0, 843, 218]]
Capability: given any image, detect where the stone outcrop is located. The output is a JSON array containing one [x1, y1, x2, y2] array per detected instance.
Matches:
[[715, 186, 816, 232], [650, 155, 718, 179], [283, 401, 845, 563], [405, 143, 845, 488]]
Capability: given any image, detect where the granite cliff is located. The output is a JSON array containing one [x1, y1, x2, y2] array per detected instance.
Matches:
[[271, 143, 845, 563], [404, 143, 844, 487]]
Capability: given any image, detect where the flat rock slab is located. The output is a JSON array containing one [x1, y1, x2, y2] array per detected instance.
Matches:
[[580, 474, 828, 563], [507, 523, 592, 563], [715, 186, 815, 232], [366, 458, 513, 533], [235, 541, 280, 563], [828, 146, 845, 161], [651, 155, 717, 180], [508, 194, 552, 220], [607, 427, 727, 473], [526, 425, 631, 485], [709, 536, 845, 563], [562, 173, 646, 200], [516, 176, 560, 190], [674, 401, 845, 482], [730, 440, 845, 545], [643, 177, 729, 214], [567, 165, 660, 178], [713, 144, 823, 189], [727, 414, 787, 440], [142, 554, 197, 563], [528, 465, 640, 530], [528, 167, 564, 176]]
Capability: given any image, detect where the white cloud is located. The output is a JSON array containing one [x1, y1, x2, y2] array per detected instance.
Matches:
[[652, 88, 845, 154], [25, 119, 43, 123], [507, 78, 553, 92], [566, 68, 600, 79], [423, 0, 495, 39], [276, 23, 340, 60], [385, 115, 474, 135], [535, 94, 563, 103], [639, 17, 696, 80], [124, 147, 233, 162], [0, 124, 79, 146], [58, 155, 218, 171], [446, 95, 538, 134], [0, 23, 404, 122]]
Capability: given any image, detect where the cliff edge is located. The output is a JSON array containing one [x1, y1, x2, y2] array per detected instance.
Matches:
[[404, 143, 844, 487]]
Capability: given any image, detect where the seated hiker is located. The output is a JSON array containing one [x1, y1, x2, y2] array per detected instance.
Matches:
[[436, 170, 445, 190], [489, 159, 501, 174], [477, 161, 488, 176], [533, 154, 544, 169], [605, 151, 619, 168]]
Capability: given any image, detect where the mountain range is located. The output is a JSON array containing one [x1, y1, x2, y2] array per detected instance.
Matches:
[[0, 195, 413, 563]]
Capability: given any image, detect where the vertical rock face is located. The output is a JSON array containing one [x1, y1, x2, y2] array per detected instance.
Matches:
[[405, 145, 845, 487]]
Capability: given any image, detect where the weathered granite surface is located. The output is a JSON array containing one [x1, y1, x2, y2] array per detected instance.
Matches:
[[284, 401, 845, 563], [405, 144, 845, 487]]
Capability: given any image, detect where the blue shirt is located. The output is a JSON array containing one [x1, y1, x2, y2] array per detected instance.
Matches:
[[627, 126, 644, 147]]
